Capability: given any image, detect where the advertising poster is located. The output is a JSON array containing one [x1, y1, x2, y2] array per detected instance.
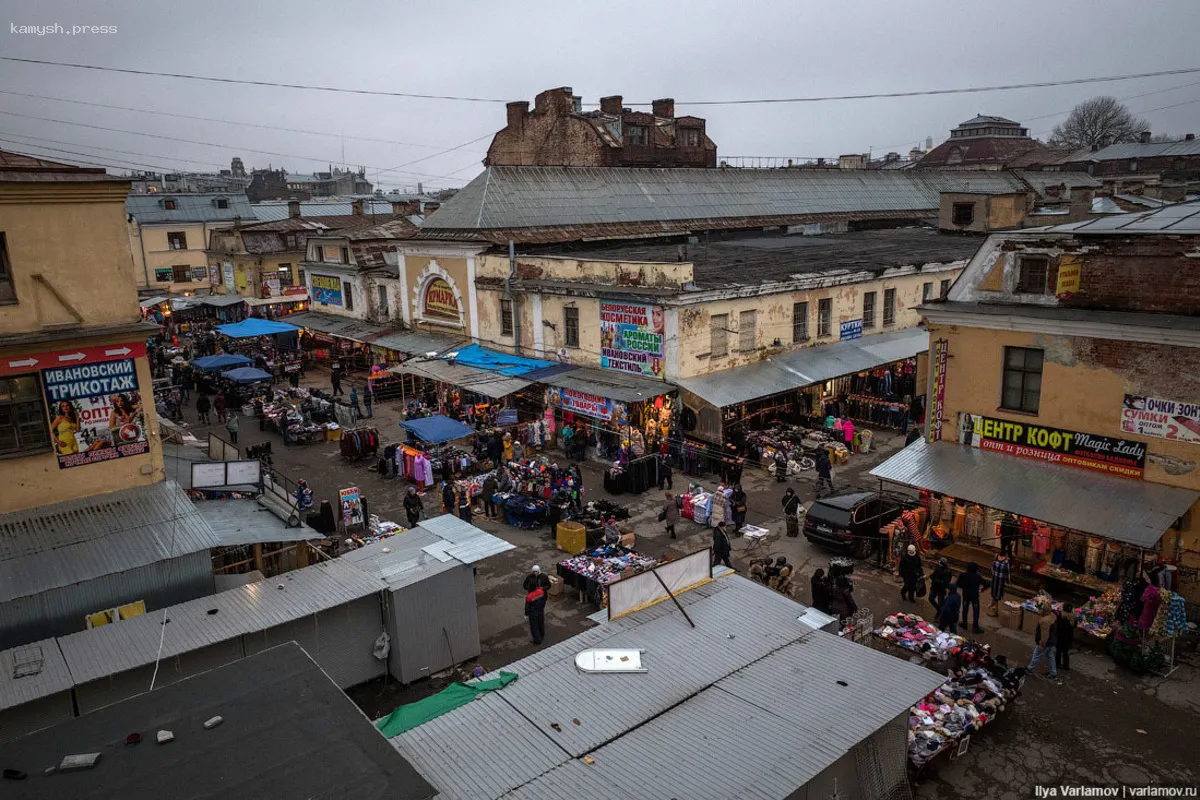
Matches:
[[223, 263, 235, 291], [42, 358, 149, 469], [928, 339, 948, 443], [422, 277, 460, 321], [545, 386, 617, 421], [839, 319, 863, 341], [1121, 395, 1200, 445], [600, 300, 665, 378], [263, 278, 280, 298], [1056, 255, 1082, 299], [154, 267, 173, 282], [208, 264, 220, 287], [311, 274, 344, 306], [959, 413, 1145, 479], [339, 486, 364, 528]]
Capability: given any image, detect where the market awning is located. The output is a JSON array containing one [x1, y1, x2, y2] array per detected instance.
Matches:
[[675, 327, 929, 408], [199, 295, 249, 308], [193, 353, 252, 370], [447, 344, 556, 376], [398, 415, 475, 444], [216, 318, 300, 338], [539, 367, 674, 403], [222, 366, 274, 384], [871, 438, 1199, 549], [245, 296, 307, 307], [139, 296, 168, 308], [390, 360, 533, 399], [285, 310, 460, 353]]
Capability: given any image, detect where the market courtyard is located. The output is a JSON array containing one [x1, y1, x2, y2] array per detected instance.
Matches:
[[175, 375, 1200, 800]]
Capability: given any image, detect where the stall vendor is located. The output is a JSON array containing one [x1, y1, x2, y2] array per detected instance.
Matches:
[[604, 517, 621, 544]]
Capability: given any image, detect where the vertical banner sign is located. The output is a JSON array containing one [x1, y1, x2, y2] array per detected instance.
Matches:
[[600, 300, 665, 378], [208, 264, 220, 287], [223, 263, 235, 291], [1055, 255, 1082, 299], [339, 487, 364, 528], [42, 359, 149, 469], [311, 274, 344, 306], [928, 338, 948, 443], [1121, 395, 1200, 445]]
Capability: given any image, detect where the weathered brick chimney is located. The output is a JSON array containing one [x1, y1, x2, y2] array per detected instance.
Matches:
[[600, 95, 623, 115], [506, 101, 528, 131], [535, 87, 574, 114], [351, 199, 364, 215], [392, 200, 421, 216], [287, 199, 301, 218], [652, 98, 675, 118], [1140, 130, 1152, 143]]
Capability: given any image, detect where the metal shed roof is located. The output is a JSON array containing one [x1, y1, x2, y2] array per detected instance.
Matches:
[[871, 438, 1200, 548], [1043, 200, 1200, 234], [0, 481, 220, 604], [540, 366, 674, 403], [343, 517, 514, 590], [125, 193, 255, 224], [391, 360, 533, 399], [676, 326, 928, 408], [56, 559, 385, 684], [285, 310, 461, 353], [0, 638, 73, 712], [194, 499, 322, 546]]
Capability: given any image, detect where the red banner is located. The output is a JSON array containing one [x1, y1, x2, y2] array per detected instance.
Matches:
[[1, 342, 148, 378]]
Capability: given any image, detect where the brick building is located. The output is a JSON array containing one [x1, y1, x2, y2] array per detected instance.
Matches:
[[872, 201, 1200, 603], [918, 115, 1060, 171], [1046, 133, 1200, 198], [485, 87, 716, 168]]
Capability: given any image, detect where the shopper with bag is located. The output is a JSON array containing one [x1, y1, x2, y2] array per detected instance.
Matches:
[[660, 492, 679, 539], [731, 484, 748, 531], [781, 488, 802, 538], [899, 544, 924, 603]]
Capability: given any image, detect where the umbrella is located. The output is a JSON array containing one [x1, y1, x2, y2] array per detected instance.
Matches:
[[222, 366, 274, 384], [193, 354, 252, 370]]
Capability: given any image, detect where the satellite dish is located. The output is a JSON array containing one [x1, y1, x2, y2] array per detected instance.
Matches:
[[557, 347, 571, 364]]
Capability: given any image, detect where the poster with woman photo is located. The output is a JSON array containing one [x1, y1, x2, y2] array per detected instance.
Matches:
[[42, 359, 149, 469]]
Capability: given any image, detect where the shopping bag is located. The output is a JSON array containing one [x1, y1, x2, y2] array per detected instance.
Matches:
[[916, 577, 927, 598]]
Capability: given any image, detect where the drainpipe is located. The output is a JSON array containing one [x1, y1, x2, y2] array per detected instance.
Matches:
[[507, 240, 522, 354]]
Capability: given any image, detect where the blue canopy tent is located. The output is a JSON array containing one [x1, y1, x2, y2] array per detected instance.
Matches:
[[398, 415, 474, 444], [448, 344, 555, 376], [216, 318, 300, 338], [222, 366, 275, 384], [193, 353, 252, 370]]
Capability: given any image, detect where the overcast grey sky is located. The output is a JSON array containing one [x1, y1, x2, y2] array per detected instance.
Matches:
[[3, 0, 1199, 191]]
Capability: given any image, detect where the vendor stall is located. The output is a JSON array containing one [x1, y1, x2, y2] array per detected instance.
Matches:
[[388, 414, 478, 483], [557, 544, 658, 604], [222, 366, 274, 385], [873, 612, 967, 664], [193, 353, 252, 371]]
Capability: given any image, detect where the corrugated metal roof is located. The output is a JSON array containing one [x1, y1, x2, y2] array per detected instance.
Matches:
[[391, 360, 533, 399], [422, 166, 1028, 237], [676, 327, 928, 408], [126, 193, 255, 224], [1043, 200, 1200, 234], [540, 366, 673, 403], [285, 311, 462, 354], [1014, 170, 1101, 194], [0, 481, 220, 604], [194, 499, 322, 546], [871, 438, 1199, 548], [56, 559, 384, 684], [0, 638, 73, 711], [251, 200, 423, 222], [344, 516, 514, 589], [1060, 137, 1200, 163]]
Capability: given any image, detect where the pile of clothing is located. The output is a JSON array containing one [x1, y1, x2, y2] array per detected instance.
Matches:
[[564, 499, 630, 529], [557, 545, 657, 586], [874, 613, 965, 662], [909, 660, 1023, 766]]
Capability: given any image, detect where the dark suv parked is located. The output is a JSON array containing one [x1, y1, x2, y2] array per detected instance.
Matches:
[[803, 491, 913, 559]]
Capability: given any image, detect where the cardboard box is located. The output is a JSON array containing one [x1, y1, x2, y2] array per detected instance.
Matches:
[[998, 601, 1023, 631], [548, 575, 563, 597], [1019, 606, 1041, 634]]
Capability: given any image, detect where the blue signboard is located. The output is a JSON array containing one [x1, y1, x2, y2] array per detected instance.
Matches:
[[840, 319, 863, 341], [310, 274, 343, 306]]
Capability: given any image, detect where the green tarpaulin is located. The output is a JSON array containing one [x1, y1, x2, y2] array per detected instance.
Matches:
[[375, 671, 519, 737]]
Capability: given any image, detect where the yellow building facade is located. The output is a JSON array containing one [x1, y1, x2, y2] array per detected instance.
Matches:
[[1, 154, 163, 513]]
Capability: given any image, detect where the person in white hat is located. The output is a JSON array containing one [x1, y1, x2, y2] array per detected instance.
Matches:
[[899, 544, 924, 603], [523, 564, 550, 593]]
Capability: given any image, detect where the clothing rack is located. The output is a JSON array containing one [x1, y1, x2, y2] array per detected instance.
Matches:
[[340, 427, 379, 462]]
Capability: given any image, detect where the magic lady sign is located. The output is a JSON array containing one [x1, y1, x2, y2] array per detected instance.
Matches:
[[600, 300, 665, 379], [959, 413, 1146, 479], [42, 359, 149, 469]]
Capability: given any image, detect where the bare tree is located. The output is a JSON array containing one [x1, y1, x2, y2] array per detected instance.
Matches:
[[1051, 96, 1151, 150]]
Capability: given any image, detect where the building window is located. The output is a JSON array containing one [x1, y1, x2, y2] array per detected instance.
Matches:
[[277, 264, 294, 286], [166, 231, 187, 250], [167, 265, 190, 282], [315, 245, 325, 262], [1002, 346, 1043, 414], [883, 288, 897, 326], [626, 125, 649, 146], [0, 232, 15, 303], [215, 198, 229, 209], [817, 298, 832, 337], [792, 302, 808, 342], [739, 310, 757, 351], [1016, 256, 1050, 294], [946, 147, 964, 166], [0, 374, 51, 457], [163, 199, 177, 210], [377, 285, 388, 317], [922, 282, 933, 302], [952, 203, 975, 226], [297, 265, 305, 285], [500, 298, 514, 337], [341, 246, 350, 264], [563, 307, 580, 348], [711, 313, 729, 357], [344, 282, 354, 311], [1129, 159, 1139, 172], [862, 292, 876, 329], [940, 279, 951, 298], [681, 129, 701, 147]]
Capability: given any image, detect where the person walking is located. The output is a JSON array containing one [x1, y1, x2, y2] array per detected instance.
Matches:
[[781, 488, 802, 538], [1027, 604, 1059, 679], [929, 557, 953, 616], [662, 491, 680, 539], [456, 486, 473, 523], [481, 472, 499, 520], [711, 523, 733, 570], [815, 448, 835, 498], [989, 552, 1011, 615], [1055, 610, 1076, 672], [196, 393, 211, 425], [349, 386, 363, 420], [331, 367, 343, 396], [658, 455, 673, 490], [730, 484, 747, 532], [829, 576, 858, 625], [403, 486, 423, 528], [810, 568, 832, 614], [937, 583, 962, 634], [957, 562, 988, 634], [363, 386, 373, 418], [441, 481, 455, 514], [522, 564, 551, 593], [899, 544, 924, 603], [524, 584, 547, 645], [214, 393, 227, 424], [225, 411, 240, 445], [773, 447, 788, 483]]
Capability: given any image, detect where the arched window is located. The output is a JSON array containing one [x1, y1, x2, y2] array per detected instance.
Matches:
[[946, 147, 964, 166]]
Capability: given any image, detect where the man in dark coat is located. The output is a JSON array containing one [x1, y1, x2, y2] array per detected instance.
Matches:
[[815, 449, 834, 497], [712, 523, 733, 569], [899, 544, 924, 603], [441, 481, 455, 514], [525, 585, 547, 645], [481, 473, 500, 520], [403, 486, 423, 528], [928, 557, 953, 615], [810, 568, 832, 614], [937, 583, 962, 634], [522, 565, 551, 594], [957, 561, 988, 634]]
